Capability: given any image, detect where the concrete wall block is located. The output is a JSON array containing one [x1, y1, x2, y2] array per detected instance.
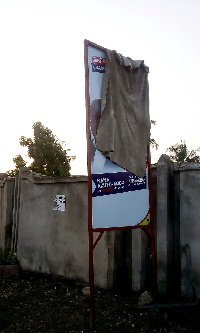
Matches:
[[16, 172, 114, 289], [180, 167, 200, 299], [181, 244, 195, 301], [156, 155, 174, 297], [2, 163, 200, 298], [0, 175, 15, 248], [132, 229, 142, 292]]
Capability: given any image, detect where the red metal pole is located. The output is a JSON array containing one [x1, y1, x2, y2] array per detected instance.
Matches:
[[85, 39, 95, 333], [89, 226, 95, 332]]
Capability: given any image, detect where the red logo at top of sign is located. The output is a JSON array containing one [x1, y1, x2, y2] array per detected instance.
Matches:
[[92, 57, 106, 65]]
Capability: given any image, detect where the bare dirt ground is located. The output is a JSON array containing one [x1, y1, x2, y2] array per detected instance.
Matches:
[[0, 271, 200, 332]]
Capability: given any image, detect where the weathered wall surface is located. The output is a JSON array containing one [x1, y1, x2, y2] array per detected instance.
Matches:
[[0, 174, 15, 248], [179, 165, 200, 299], [156, 155, 177, 299], [155, 160, 200, 300], [1, 161, 200, 300], [15, 169, 114, 289]]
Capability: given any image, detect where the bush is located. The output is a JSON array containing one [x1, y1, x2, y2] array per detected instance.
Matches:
[[0, 248, 19, 265]]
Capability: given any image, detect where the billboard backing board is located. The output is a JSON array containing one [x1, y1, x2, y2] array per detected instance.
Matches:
[[85, 41, 151, 230]]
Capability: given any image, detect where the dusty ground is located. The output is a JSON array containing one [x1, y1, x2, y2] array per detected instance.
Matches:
[[0, 271, 200, 332]]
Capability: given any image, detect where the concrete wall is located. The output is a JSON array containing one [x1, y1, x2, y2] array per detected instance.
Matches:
[[1, 161, 200, 300], [179, 164, 200, 300], [156, 155, 177, 299], [130, 157, 200, 301], [155, 159, 200, 300], [0, 174, 15, 248], [15, 169, 114, 289]]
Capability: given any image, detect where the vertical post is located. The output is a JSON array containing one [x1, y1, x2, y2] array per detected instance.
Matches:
[[85, 39, 95, 332], [89, 226, 95, 332], [151, 234, 157, 298], [156, 154, 174, 298], [147, 145, 157, 298], [132, 228, 142, 292]]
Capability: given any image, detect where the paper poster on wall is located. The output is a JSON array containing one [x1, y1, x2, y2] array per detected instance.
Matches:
[[86, 43, 150, 229], [53, 195, 66, 211]]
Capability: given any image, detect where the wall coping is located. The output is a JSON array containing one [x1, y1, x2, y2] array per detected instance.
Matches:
[[13, 168, 87, 184], [20, 172, 88, 184], [151, 161, 200, 172], [174, 163, 200, 172], [0, 176, 15, 187]]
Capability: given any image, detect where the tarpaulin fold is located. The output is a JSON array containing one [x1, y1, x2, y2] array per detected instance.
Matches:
[[96, 49, 150, 177]]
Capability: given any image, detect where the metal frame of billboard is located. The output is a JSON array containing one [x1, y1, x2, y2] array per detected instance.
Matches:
[[84, 39, 156, 332]]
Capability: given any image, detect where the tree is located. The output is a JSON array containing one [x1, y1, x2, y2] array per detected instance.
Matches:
[[166, 140, 200, 164], [8, 122, 74, 177], [7, 154, 27, 176], [150, 120, 159, 150]]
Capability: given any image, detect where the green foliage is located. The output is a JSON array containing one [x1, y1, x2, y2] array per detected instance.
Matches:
[[150, 120, 159, 150], [19, 122, 73, 177], [7, 122, 74, 177], [150, 138, 159, 150], [0, 248, 19, 265], [7, 154, 27, 176], [166, 140, 200, 164]]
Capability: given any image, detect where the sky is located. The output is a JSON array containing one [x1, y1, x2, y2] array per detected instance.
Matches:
[[0, 0, 200, 175]]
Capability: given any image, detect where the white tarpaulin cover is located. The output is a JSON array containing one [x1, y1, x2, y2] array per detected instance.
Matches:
[[96, 49, 150, 177]]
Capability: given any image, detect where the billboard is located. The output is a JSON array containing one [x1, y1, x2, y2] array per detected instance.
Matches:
[[85, 41, 151, 230]]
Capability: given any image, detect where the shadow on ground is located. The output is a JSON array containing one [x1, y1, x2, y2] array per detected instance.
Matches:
[[0, 271, 200, 332]]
